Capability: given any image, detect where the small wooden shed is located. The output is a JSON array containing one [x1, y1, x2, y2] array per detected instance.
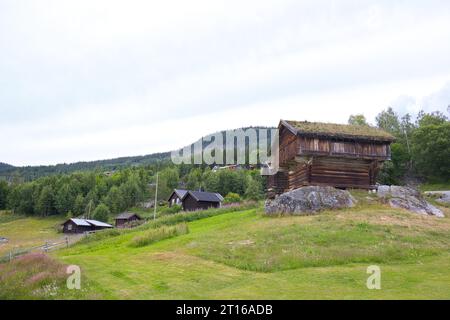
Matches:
[[62, 218, 113, 234], [115, 212, 142, 228], [268, 120, 395, 195], [181, 191, 223, 211]]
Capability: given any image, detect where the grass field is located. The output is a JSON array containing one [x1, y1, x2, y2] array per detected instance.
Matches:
[[419, 183, 450, 192], [45, 200, 450, 300], [2, 198, 450, 300], [0, 212, 66, 256]]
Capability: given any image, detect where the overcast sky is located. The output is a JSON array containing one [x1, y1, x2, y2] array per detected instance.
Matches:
[[1, 0, 450, 166]]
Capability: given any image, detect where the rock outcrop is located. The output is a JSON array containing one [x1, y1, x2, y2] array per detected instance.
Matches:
[[265, 186, 356, 215], [424, 191, 450, 205], [377, 185, 444, 218]]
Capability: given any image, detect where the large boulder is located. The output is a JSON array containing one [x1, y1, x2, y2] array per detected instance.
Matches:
[[265, 186, 356, 215], [377, 185, 444, 218]]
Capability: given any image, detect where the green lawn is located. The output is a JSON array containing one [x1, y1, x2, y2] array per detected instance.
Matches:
[[50, 202, 450, 300], [419, 183, 450, 192], [0, 212, 66, 256]]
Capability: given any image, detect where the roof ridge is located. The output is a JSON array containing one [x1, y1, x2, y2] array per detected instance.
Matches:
[[282, 119, 395, 142]]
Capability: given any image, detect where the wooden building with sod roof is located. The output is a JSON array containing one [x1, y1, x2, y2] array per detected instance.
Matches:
[[267, 120, 395, 196]]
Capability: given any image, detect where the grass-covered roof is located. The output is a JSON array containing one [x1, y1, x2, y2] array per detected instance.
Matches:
[[282, 120, 395, 142]]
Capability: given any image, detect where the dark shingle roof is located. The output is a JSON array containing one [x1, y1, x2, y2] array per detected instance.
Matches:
[[115, 212, 141, 220], [282, 120, 395, 142], [174, 189, 188, 198], [184, 190, 223, 203]]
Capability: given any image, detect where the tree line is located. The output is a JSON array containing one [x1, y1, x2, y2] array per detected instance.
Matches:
[[0, 168, 151, 221], [0, 164, 265, 221], [348, 109, 449, 184]]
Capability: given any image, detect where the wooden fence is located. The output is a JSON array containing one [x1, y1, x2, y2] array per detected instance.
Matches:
[[0, 237, 71, 264]]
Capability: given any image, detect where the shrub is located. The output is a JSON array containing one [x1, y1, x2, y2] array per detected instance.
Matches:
[[0, 211, 21, 224], [245, 177, 263, 200], [159, 204, 182, 215], [223, 192, 241, 204], [122, 219, 145, 229], [130, 223, 189, 247], [77, 228, 122, 244]]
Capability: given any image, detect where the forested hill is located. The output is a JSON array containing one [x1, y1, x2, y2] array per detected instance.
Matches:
[[0, 163, 14, 172], [0, 153, 171, 182], [0, 126, 274, 182]]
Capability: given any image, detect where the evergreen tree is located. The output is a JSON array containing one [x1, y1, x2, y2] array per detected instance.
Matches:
[[55, 183, 76, 215], [104, 186, 124, 214], [73, 194, 85, 216], [186, 168, 202, 190], [36, 186, 54, 216], [0, 180, 8, 210]]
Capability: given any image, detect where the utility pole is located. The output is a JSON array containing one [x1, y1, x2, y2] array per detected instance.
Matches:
[[87, 200, 93, 220], [153, 172, 159, 220]]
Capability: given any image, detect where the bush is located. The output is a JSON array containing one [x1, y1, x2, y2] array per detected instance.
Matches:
[[223, 192, 241, 204], [0, 211, 20, 224], [245, 178, 263, 200], [122, 219, 145, 229], [130, 223, 189, 247], [159, 204, 182, 215]]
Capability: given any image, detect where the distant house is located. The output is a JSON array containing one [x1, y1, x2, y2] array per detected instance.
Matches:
[[115, 212, 142, 228], [141, 200, 155, 209], [168, 189, 188, 207], [181, 190, 224, 211], [62, 218, 113, 234], [212, 164, 242, 172]]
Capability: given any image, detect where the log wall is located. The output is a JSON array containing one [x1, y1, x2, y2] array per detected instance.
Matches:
[[267, 124, 392, 196], [309, 157, 372, 188], [279, 126, 300, 167], [298, 137, 390, 159]]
